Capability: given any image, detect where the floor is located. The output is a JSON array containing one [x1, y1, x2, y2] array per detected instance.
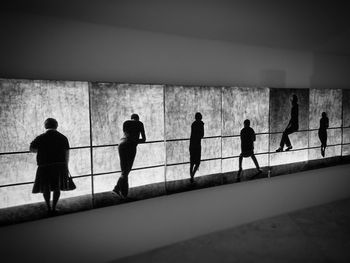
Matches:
[[0, 164, 349, 263], [115, 198, 350, 263]]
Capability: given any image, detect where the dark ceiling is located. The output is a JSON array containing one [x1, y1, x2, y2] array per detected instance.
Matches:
[[3, 0, 350, 55]]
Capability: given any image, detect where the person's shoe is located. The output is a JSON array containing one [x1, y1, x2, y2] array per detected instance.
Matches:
[[276, 147, 283, 152], [285, 146, 293, 151], [190, 177, 195, 184], [113, 186, 125, 199], [321, 148, 325, 157]]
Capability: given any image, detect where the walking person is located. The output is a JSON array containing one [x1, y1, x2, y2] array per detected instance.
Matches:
[[189, 112, 204, 183], [30, 118, 71, 215], [319, 112, 329, 157], [237, 119, 262, 181], [113, 114, 146, 199], [276, 94, 299, 152]]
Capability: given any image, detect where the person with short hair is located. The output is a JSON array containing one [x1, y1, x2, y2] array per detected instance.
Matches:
[[189, 112, 204, 183], [319, 112, 329, 157], [30, 118, 70, 215], [113, 114, 146, 199], [238, 119, 262, 180]]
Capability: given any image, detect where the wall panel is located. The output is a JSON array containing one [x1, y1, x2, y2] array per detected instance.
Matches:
[[269, 89, 309, 169]]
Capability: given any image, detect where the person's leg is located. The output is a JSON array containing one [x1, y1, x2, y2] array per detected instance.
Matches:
[[284, 128, 295, 150], [277, 131, 287, 151], [43, 190, 51, 212], [192, 163, 200, 177], [279, 132, 286, 149], [319, 131, 323, 156], [277, 127, 294, 151], [114, 143, 128, 198], [120, 146, 137, 198], [190, 162, 194, 177], [238, 155, 243, 175], [52, 190, 60, 212], [190, 160, 195, 183], [251, 154, 262, 172]]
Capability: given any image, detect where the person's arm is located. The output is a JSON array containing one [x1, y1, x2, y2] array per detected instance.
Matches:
[[65, 138, 70, 167], [200, 123, 204, 139], [29, 137, 38, 153], [123, 121, 130, 138], [139, 123, 146, 143], [252, 129, 256, 142], [65, 150, 70, 166]]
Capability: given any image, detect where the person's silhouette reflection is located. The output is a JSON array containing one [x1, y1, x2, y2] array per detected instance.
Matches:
[[237, 119, 262, 180], [276, 94, 299, 152], [189, 112, 204, 183], [319, 112, 329, 157], [113, 114, 146, 199], [30, 118, 70, 215]]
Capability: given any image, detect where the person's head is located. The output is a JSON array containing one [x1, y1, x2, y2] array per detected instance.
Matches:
[[131, 113, 139, 121], [244, 119, 250, 127], [195, 112, 202, 121], [322, 112, 327, 118], [291, 94, 298, 105], [44, 118, 58, 130]]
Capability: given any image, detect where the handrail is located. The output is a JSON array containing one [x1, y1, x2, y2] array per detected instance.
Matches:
[[1, 142, 349, 188], [0, 126, 346, 156]]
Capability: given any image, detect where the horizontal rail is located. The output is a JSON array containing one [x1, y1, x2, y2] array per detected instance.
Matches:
[[1, 140, 349, 188], [0, 127, 346, 156]]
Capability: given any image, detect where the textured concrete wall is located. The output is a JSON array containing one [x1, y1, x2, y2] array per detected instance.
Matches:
[[309, 89, 342, 160], [0, 79, 91, 208], [269, 89, 309, 167]]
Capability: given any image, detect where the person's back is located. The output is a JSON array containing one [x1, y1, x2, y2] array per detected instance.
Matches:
[[122, 120, 144, 145], [240, 126, 255, 155], [238, 119, 261, 178], [290, 102, 299, 130], [31, 130, 69, 166], [190, 120, 204, 148], [114, 114, 146, 198], [319, 116, 329, 131]]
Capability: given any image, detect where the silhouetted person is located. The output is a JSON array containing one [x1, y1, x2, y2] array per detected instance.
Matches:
[[113, 114, 146, 199], [189, 112, 204, 183], [237, 119, 262, 180], [319, 112, 329, 157], [30, 118, 70, 215], [276, 94, 299, 152]]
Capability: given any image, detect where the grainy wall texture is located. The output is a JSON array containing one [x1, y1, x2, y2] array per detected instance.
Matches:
[[0, 79, 349, 211]]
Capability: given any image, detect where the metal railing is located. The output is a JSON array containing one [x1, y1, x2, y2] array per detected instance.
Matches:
[[1, 129, 349, 189]]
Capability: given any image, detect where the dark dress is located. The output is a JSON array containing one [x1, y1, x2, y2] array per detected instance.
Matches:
[[30, 130, 70, 193], [189, 120, 204, 165], [318, 116, 329, 147], [240, 127, 256, 157]]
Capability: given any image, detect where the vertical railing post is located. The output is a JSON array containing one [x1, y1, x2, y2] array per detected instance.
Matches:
[[88, 82, 95, 208], [163, 85, 168, 194]]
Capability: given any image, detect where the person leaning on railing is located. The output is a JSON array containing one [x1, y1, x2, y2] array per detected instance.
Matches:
[[29, 118, 70, 215], [113, 113, 146, 199]]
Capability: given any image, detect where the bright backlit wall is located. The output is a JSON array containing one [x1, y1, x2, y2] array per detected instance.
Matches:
[[0, 78, 349, 208]]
